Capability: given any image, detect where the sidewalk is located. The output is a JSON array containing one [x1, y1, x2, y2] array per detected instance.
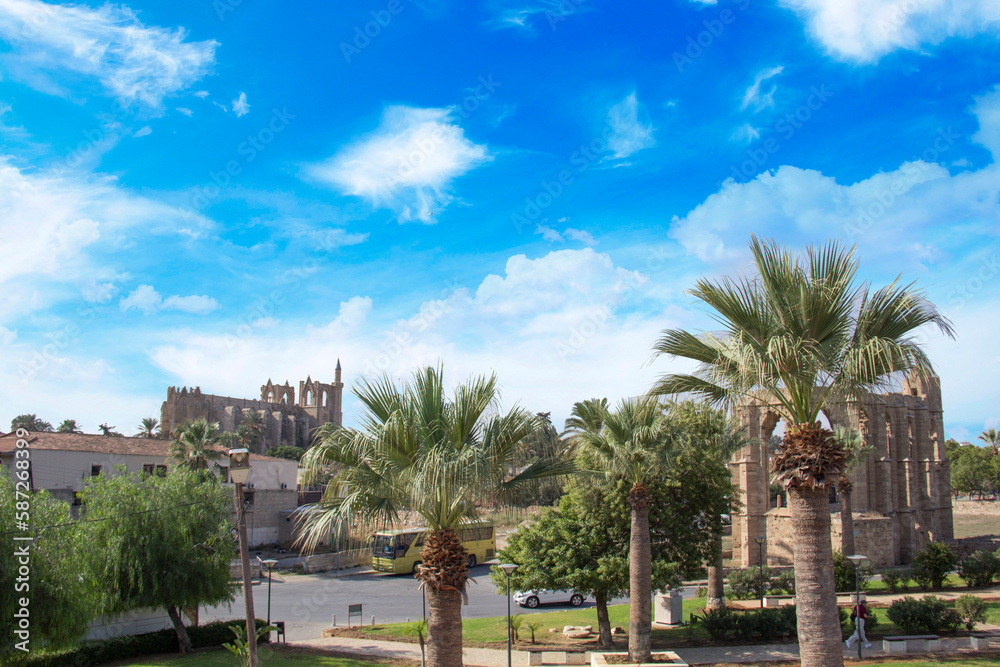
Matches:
[[293, 631, 998, 666]]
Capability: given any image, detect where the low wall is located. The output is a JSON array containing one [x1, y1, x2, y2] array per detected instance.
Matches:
[[303, 549, 370, 574], [86, 608, 174, 640]]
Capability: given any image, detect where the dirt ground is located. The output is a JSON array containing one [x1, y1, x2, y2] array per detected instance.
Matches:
[[952, 498, 1000, 539]]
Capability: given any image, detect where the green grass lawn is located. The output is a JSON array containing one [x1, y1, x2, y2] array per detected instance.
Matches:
[[864, 574, 971, 593], [330, 597, 1000, 649], [119, 646, 410, 666]]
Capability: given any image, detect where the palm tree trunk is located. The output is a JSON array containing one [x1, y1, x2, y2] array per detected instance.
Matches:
[[789, 485, 844, 667], [629, 482, 652, 663], [166, 605, 194, 654], [595, 590, 613, 647], [706, 532, 726, 610], [420, 529, 468, 667], [840, 484, 855, 556]]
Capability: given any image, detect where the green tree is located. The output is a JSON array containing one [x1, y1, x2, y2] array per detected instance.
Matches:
[[135, 417, 161, 438], [10, 414, 53, 432], [951, 447, 993, 499], [516, 412, 568, 506], [651, 237, 952, 667], [299, 366, 570, 667], [565, 396, 676, 662], [56, 419, 83, 434], [978, 428, 999, 455], [98, 423, 123, 437], [0, 477, 92, 655], [78, 467, 237, 653], [265, 445, 306, 461], [169, 419, 225, 471]]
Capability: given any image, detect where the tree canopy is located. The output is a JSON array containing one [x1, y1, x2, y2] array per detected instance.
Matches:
[[10, 414, 53, 432], [78, 467, 237, 653]]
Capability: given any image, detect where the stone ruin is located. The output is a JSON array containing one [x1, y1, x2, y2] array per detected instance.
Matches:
[[731, 371, 953, 568]]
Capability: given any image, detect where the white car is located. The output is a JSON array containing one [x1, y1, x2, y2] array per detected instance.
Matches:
[[514, 589, 586, 608]]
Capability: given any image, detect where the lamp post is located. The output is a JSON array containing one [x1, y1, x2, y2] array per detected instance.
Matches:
[[258, 558, 278, 626], [498, 563, 519, 667], [229, 448, 257, 667], [753, 536, 766, 608], [847, 554, 867, 660]]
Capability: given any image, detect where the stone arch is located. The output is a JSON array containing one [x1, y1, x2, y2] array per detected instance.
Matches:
[[303, 386, 312, 406]]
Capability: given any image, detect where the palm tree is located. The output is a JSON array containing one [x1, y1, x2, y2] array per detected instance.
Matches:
[[650, 237, 953, 667], [169, 419, 225, 471], [831, 425, 873, 557], [135, 417, 160, 438], [56, 419, 83, 434], [299, 366, 570, 667], [242, 409, 267, 452], [98, 423, 123, 436], [565, 396, 676, 663], [979, 428, 999, 455]]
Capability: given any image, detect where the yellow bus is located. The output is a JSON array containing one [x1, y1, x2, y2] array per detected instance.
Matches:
[[371, 521, 496, 574]]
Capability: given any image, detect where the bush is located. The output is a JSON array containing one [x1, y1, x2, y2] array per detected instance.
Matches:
[[6, 619, 270, 667], [770, 570, 796, 595], [880, 569, 910, 593], [957, 550, 1000, 588], [833, 550, 874, 592], [955, 594, 988, 631], [700, 606, 796, 642], [911, 542, 957, 590], [886, 596, 961, 634], [726, 566, 774, 600]]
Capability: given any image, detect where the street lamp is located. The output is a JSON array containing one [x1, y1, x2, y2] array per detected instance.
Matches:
[[847, 554, 868, 660], [498, 563, 519, 667], [229, 448, 257, 667], [258, 558, 278, 626], [753, 536, 766, 608]]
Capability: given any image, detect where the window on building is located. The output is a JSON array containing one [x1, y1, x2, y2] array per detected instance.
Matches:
[[142, 464, 155, 475], [155, 465, 167, 477], [90, 465, 102, 477]]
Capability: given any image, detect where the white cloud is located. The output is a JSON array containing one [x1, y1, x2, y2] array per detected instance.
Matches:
[[120, 284, 219, 315], [308, 106, 491, 223], [311, 227, 370, 250], [232, 92, 249, 117], [0, 0, 217, 110], [778, 0, 1000, 62], [177, 107, 193, 117], [0, 156, 211, 320], [535, 224, 564, 243], [133, 126, 152, 138], [740, 66, 783, 112], [146, 248, 674, 429], [565, 228, 598, 245], [0, 325, 16, 346], [606, 93, 655, 159], [732, 123, 761, 144], [193, 91, 209, 99]]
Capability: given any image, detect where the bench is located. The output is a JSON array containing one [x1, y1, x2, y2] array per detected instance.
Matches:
[[272, 621, 285, 643], [882, 635, 941, 653], [971, 632, 999, 650], [524, 647, 590, 665]]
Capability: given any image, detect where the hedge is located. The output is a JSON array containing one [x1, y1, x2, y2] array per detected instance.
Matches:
[[5, 619, 270, 667]]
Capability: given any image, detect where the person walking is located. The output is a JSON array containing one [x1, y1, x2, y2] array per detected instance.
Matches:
[[845, 597, 871, 649]]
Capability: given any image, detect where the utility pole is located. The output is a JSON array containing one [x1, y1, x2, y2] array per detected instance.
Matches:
[[235, 481, 258, 667]]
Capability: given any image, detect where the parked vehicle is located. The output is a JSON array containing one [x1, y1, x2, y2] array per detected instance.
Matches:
[[514, 589, 586, 608], [370, 521, 495, 574]]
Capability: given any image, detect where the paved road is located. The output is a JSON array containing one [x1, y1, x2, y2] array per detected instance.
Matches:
[[202, 566, 640, 642]]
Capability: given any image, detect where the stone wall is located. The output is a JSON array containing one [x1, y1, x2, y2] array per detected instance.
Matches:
[[766, 508, 894, 567], [302, 549, 369, 574], [240, 489, 297, 548]]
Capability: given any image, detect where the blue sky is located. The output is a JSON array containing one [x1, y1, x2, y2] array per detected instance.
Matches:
[[0, 0, 998, 441]]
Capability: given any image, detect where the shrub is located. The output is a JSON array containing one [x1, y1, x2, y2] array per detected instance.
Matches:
[[880, 569, 910, 593], [833, 550, 874, 592], [699, 606, 796, 642], [886, 596, 961, 634], [911, 542, 957, 590], [6, 619, 270, 667], [957, 550, 1000, 588], [726, 566, 774, 600], [955, 594, 988, 631], [770, 570, 796, 595]]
